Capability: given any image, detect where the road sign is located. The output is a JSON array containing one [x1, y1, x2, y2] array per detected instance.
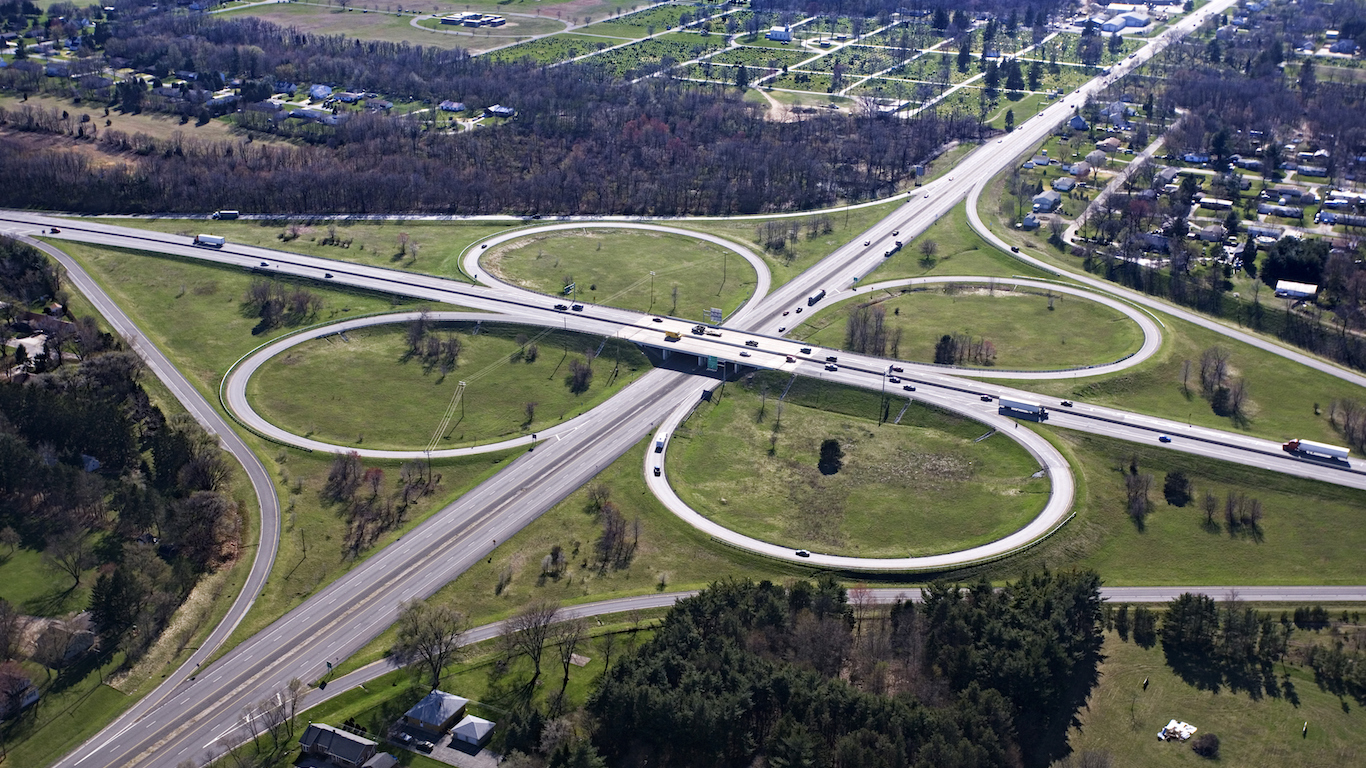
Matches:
[[563, 283, 576, 295], [708, 308, 724, 324], [707, 355, 718, 371]]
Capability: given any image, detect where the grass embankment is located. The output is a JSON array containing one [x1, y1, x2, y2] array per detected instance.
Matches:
[[994, 313, 1365, 447], [865, 201, 1055, 283], [0, 94, 255, 143], [1004, 430, 1366, 586], [98, 218, 519, 282], [1067, 629, 1366, 767], [792, 285, 1145, 370], [249, 323, 650, 450], [480, 228, 757, 321], [670, 373, 1049, 557], [674, 141, 978, 287]]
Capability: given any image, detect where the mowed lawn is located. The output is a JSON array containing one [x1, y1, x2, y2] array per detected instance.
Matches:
[[248, 323, 650, 450], [482, 229, 758, 321], [99, 217, 518, 282], [219, 3, 475, 50], [999, 313, 1366, 446], [670, 375, 1049, 558], [1065, 631, 1366, 767], [1011, 431, 1366, 586], [867, 201, 1054, 283], [793, 286, 1145, 370]]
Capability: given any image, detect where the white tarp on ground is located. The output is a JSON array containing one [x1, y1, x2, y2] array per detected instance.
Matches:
[[1157, 720, 1198, 741]]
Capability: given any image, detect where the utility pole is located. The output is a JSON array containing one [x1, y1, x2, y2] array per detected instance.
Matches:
[[649, 271, 656, 310]]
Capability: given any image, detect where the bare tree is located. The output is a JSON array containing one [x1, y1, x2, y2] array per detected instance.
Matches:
[[0, 599, 19, 661], [44, 532, 92, 591], [597, 630, 618, 674], [392, 598, 469, 688], [553, 617, 588, 700], [505, 600, 559, 682]]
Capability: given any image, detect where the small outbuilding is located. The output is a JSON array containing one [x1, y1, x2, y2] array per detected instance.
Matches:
[[765, 26, 792, 42], [452, 715, 496, 747], [1052, 176, 1078, 192], [403, 690, 469, 733], [1274, 280, 1318, 299]]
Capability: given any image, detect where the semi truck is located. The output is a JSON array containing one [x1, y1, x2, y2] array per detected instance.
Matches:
[[193, 234, 226, 247], [807, 289, 826, 306], [211, 210, 239, 220], [655, 438, 665, 453], [1282, 439, 1350, 460], [999, 397, 1046, 416]]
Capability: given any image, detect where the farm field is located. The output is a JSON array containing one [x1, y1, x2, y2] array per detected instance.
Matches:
[[249, 323, 651, 450], [670, 374, 1049, 558], [792, 285, 1146, 371], [482, 228, 757, 320]]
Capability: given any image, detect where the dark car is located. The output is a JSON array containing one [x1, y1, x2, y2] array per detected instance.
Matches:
[[554, 304, 568, 310], [571, 304, 584, 312], [888, 376, 901, 383], [980, 395, 993, 402], [481, 243, 488, 248], [1158, 435, 1172, 443], [825, 364, 838, 371], [1010, 246, 1020, 253], [903, 384, 916, 392], [653, 466, 661, 476], [745, 340, 759, 347], [260, 262, 269, 267], [795, 549, 811, 557], [825, 355, 838, 363], [324, 273, 333, 279], [795, 307, 803, 313], [1061, 400, 1074, 407], [890, 365, 904, 372], [652, 317, 663, 322], [800, 348, 812, 354], [416, 740, 435, 752]]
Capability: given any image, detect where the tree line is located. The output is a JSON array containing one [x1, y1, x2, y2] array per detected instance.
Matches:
[[322, 451, 437, 556]]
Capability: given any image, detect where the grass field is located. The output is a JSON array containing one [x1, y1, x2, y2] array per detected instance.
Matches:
[[484, 32, 617, 63], [992, 311, 1366, 447], [866, 201, 1054, 283], [792, 285, 1145, 370], [219, 3, 479, 50], [670, 373, 1049, 557], [1003, 430, 1366, 586], [0, 94, 252, 144], [98, 217, 516, 282], [414, 14, 566, 37], [0, 547, 95, 617], [248, 323, 651, 450], [1065, 629, 1365, 767], [481, 228, 757, 320]]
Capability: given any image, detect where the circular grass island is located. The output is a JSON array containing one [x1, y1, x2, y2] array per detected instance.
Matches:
[[795, 285, 1145, 370], [480, 229, 758, 322], [668, 374, 1051, 558], [247, 322, 649, 451]]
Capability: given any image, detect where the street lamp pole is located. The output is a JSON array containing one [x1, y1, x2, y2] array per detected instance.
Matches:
[[649, 271, 656, 310]]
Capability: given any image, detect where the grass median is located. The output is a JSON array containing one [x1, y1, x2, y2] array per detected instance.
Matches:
[[480, 228, 757, 322], [791, 283, 1145, 370], [248, 322, 651, 450], [670, 372, 1050, 558]]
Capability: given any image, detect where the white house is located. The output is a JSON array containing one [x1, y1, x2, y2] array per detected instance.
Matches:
[[765, 26, 792, 42]]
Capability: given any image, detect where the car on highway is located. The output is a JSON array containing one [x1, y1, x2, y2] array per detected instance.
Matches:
[[795, 307, 803, 313], [740, 350, 751, 357], [903, 384, 916, 392], [885, 250, 893, 257], [864, 240, 871, 246], [1010, 246, 1020, 253], [571, 304, 584, 311], [785, 355, 796, 362], [1061, 400, 1074, 407], [795, 549, 810, 557], [888, 376, 901, 383], [745, 340, 759, 347], [481, 243, 488, 248], [782, 310, 789, 316], [825, 364, 838, 371], [980, 395, 993, 402], [924, 193, 930, 198], [778, 326, 786, 333], [324, 273, 333, 279], [825, 355, 838, 362], [653, 466, 661, 476], [800, 347, 812, 354], [259, 262, 269, 267], [890, 365, 903, 372], [554, 304, 568, 310], [1158, 435, 1172, 443], [652, 317, 664, 323], [892, 230, 899, 236], [998, 139, 1003, 143]]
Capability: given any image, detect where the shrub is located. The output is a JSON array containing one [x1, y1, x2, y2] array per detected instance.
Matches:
[[1191, 733, 1219, 759]]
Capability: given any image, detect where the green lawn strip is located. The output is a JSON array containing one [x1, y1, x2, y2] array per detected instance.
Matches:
[[864, 201, 1054, 283], [0, 548, 92, 617], [1065, 631, 1366, 768], [92, 218, 519, 283], [222, 445, 522, 651], [988, 312, 1362, 447], [670, 373, 1048, 558], [791, 285, 1145, 370], [999, 429, 1366, 585], [987, 91, 1049, 128], [248, 323, 650, 450], [481, 228, 757, 321], [0, 655, 134, 768], [332, 435, 839, 676]]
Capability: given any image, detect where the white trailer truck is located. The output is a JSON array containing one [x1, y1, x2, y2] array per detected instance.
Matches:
[[1282, 439, 1350, 460], [193, 234, 226, 247], [999, 397, 1046, 416]]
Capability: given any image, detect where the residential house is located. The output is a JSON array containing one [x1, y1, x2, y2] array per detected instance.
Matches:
[[1258, 202, 1303, 218], [1317, 211, 1366, 227], [765, 26, 792, 42], [1155, 166, 1180, 186], [364, 99, 393, 111], [1199, 224, 1227, 241], [1139, 232, 1169, 252], [308, 84, 333, 100], [452, 715, 496, 748], [1052, 176, 1078, 192], [486, 104, 515, 118], [1031, 155, 1051, 166], [0, 662, 40, 719], [1297, 165, 1328, 177], [336, 92, 365, 103], [1097, 136, 1122, 152], [403, 690, 469, 733], [1330, 40, 1359, 55], [1021, 213, 1041, 230], [298, 723, 377, 768], [1069, 114, 1089, 131], [362, 756, 398, 768], [1182, 152, 1211, 164], [438, 100, 466, 112], [1033, 190, 1062, 212]]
